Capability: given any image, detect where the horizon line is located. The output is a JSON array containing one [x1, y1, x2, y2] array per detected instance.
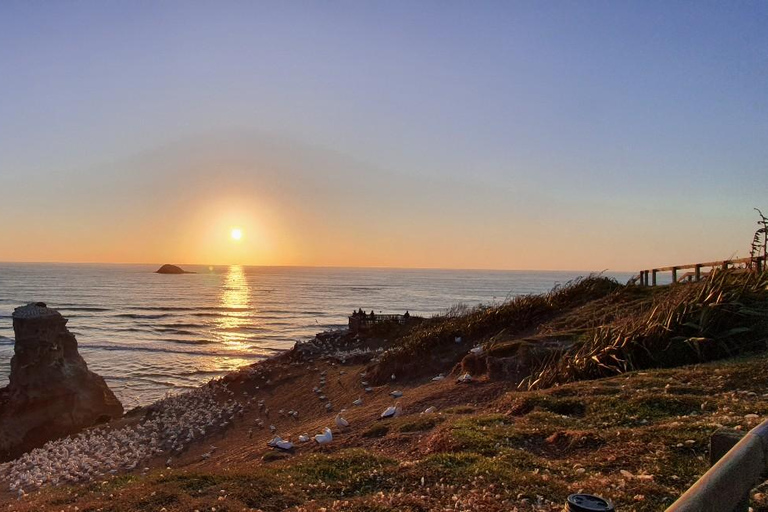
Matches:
[[0, 260, 636, 274]]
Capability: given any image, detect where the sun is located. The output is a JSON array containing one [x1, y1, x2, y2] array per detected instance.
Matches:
[[230, 228, 242, 241]]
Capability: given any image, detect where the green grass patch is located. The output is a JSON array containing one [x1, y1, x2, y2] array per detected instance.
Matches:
[[397, 415, 444, 433], [443, 405, 476, 414], [362, 423, 390, 438], [289, 449, 398, 497]]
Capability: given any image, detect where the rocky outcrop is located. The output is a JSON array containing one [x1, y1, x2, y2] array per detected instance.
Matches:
[[0, 303, 123, 461], [155, 264, 194, 274]]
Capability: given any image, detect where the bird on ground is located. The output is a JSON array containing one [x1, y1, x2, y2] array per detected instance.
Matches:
[[0, 379, 241, 494], [390, 390, 403, 398], [422, 406, 437, 414], [267, 436, 293, 451], [352, 398, 363, 406], [457, 373, 473, 383], [298, 434, 310, 443], [335, 414, 349, 428], [380, 401, 402, 419], [314, 427, 333, 444]]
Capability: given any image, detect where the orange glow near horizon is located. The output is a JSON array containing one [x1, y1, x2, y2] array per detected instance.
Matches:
[[0, 168, 757, 272]]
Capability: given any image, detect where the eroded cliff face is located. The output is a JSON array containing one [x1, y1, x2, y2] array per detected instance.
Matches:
[[0, 303, 123, 460]]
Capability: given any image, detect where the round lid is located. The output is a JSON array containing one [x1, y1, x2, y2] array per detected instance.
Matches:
[[566, 494, 615, 512]]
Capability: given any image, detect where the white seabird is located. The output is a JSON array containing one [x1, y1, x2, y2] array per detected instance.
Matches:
[[380, 401, 402, 419], [335, 413, 349, 428], [390, 390, 403, 398], [352, 398, 363, 406], [298, 434, 310, 443], [267, 436, 293, 451], [457, 373, 473, 383], [314, 427, 333, 444], [422, 406, 437, 414]]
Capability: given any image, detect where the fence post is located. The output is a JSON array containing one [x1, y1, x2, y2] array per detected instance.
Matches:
[[710, 429, 750, 512], [695, 265, 701, 281], [672, 267, 678, 283], [652, 270, 657, 286]]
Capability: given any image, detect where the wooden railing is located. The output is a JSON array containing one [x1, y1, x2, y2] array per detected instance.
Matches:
[[666, 419, 768, 512], [632, 256, 766, 286]]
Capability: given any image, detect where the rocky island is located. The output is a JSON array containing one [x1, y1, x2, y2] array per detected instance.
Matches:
[[155, 264, 194, 274], [0, 303, 123, 461]]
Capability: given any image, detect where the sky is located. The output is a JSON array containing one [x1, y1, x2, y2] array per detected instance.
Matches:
[[0, 1, 766, 271]]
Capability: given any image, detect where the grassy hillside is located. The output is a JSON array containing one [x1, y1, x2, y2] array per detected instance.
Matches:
[[3, 270, 768, 512], [369, 271, 768, 390], [7, 354, 768, 511]]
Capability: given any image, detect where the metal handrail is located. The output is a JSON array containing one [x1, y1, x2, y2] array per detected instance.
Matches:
[[666, 419, 768, 512]]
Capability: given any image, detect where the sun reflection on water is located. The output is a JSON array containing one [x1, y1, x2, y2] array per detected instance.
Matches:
[[217, 265, 252, 349]]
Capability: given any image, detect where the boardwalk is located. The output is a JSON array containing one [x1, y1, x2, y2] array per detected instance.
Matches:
[[633, 255, 766, 286]]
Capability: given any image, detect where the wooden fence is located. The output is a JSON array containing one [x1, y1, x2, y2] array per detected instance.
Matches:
[[632, 255, 766, 287]]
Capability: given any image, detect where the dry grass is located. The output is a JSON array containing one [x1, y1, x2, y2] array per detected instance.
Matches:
[[368, 276, 622, 383], [8, 353, 768, 512], [526, 270, 768, 388], [367, 271, 768, 391]]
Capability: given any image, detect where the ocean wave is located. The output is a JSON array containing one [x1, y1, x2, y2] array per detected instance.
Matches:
[[215, 325, 266, 333], [153, 328, 199, 336], [79, 343, 270, 358], [108, 368, 232, 381], [115, 313, 173, 319], [57, 307, 111, 312], [156, 338, 217, 345], [125, 305, 252, 312], [156, 322, 207, 329], [121, 377, 202, 389]]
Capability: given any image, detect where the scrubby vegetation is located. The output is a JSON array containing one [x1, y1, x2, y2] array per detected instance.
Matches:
[[527, 270, 768, 388], [368, 276, 622, 383], [368, 270, 768, 391]]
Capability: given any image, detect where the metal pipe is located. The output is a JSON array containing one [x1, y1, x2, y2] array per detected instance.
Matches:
[[666, 419, 768, 512]]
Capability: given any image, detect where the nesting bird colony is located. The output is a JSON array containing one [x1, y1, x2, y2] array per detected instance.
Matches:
[[0, 380, 242, 497]]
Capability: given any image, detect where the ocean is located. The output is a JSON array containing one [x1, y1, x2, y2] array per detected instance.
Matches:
[[0, 264, 633, 407]]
